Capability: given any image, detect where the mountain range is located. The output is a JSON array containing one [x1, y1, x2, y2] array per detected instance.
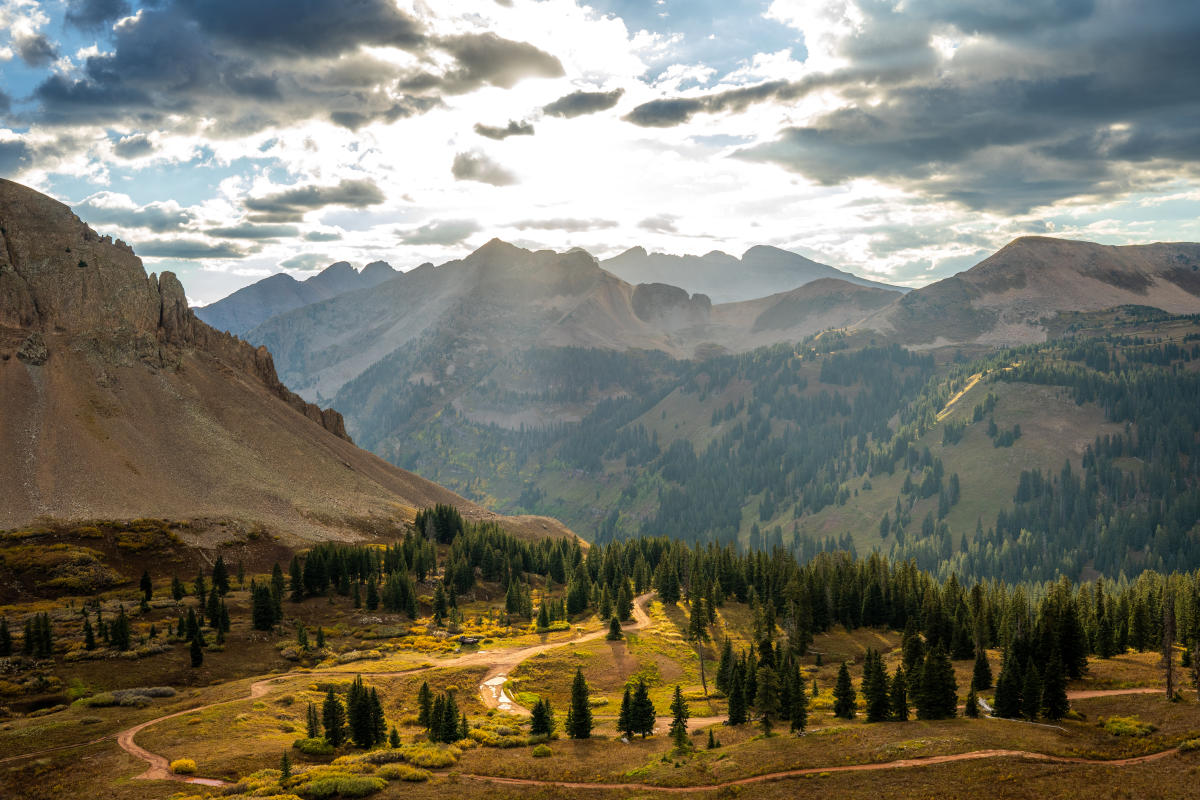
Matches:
[[0, 179, 567, 543], [194, 259, 398, 336], [600, 244, 905, 302]]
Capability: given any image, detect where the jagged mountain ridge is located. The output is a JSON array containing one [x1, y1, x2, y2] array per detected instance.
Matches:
[[0, 180, 570, 543], [247, 238, 899, 405], [600, 244, 905, 303], [871, 236, 1200, 345], [194, 258, 398, 336]]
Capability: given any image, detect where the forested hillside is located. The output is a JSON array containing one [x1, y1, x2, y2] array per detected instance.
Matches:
[[379, 311, 1200, 588]]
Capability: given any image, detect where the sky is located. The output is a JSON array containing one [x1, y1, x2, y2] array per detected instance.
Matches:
[[1, 0, 1199, 305]]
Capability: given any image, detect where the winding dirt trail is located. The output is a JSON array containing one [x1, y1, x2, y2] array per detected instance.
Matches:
[[109, 594, 657, 785], [34, 594, 1178, 791], [460, 745, 1182, 793]]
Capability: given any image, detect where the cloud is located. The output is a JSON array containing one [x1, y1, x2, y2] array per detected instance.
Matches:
[[176, 0, 424, 56], [638, 214, 678, 233], [136, 239, 252, 259], [397, 219, 481, 246], [279, 253, 331, 270], [451, 152, 517, 186], [511, 218, 618, 232], [14, 33, 56, 67], [431, 33, 564, 94], [65, 0, 131, 30], [76, 192, 194, 233], [205, 223, 300, 239], [0, 140, 31, 175], [112, 132, 155, 158], [474, 120, 534, 140], [543, 88, 625, 118], [624, 79, 825, 127], [0, 89, 9, 114], [718, 0, 1200, 213], [304, 230, 343, 242], [244, 178, 386, 222]]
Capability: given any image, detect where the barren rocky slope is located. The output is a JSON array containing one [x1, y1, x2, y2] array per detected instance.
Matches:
[[0, 180, 569, 543]]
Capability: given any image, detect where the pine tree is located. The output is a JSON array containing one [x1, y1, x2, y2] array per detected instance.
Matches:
[[370, 688, 387, 746], [1021, 659, 1043, 720], [280, 750, 291, 781], [972, 646, 993, 690], [756, 664, 779, 734], [617, 687, 634, 738], [251, 583, 276, 631], [270, 563, 285, 621], [366, 578, 379, 612], [417, 681, 433, 730], [863, 649, 891, 722], [389, 727, 401, 748], [916, 647, 958, 720], [212, 556, 230, 596], [531, 698, 555, 736], [438, 692, 460, 743], [348, 675, 374, 748], [140, 570, 153, 602], [1041, 650, 1070, 720], [833, 662, 856, 719], [289, 557, 304, 602], [964, 684, 980, 717], [993, 653, 1023, 719], [716, 638, 734, 697], [316, 626, 325, 649], [306, 702, 321, 739], [707, 729, 718, 749], [171, 575, 185, 602], [566, 669, 593, 739], [190, 632, 204, 668], [323, 688, 346, 746], [890, 666, 909, 721], [727, 664, 747, 725], [194, 570, 207, 605], [669, 684, 690, 745], [632, 679, 656, 737], [81, 615, 95, 651], [790, 668, 808, 732], [607, 615, 622, 640]]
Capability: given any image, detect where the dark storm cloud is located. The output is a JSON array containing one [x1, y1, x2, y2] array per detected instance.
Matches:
[[512, 218, 618, 232], [175, 0, 425, 55], [451, 152, 517, 186], [112, 133, 154, 158], [75, 198, 194, 233], [244, 179, 386, 222], [205, 223, 300, 239], [65, 0, 131, 30], [640, 0, 1200, 214], [542, 88, 625, 118], [397, 219, 481, 246], [25, 3, 560, 141], [136, 239, 254, 259], [15, 34, 57, 67], [474, 120, 534, 140]]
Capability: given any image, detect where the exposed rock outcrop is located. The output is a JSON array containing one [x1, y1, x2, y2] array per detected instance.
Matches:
[[0, 178, 349, 442]]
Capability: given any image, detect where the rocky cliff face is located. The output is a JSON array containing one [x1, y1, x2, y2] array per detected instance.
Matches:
[[0, 179, 348, 441]]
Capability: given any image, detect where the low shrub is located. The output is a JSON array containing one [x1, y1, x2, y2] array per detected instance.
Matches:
[[1179, 738, 1200, 753], [377, 763, 431, 782], [293, 738, 335, 756], [361, 749, 406, 765], [170, 758, 197, 774], [297, 775, 386, 798], [532, 744, 552, 758], [400, 743, 459, 768], [1099, 715, 1156, 737]]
